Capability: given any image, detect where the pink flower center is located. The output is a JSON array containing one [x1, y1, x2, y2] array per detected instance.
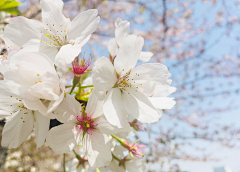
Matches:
[[72, 55, 91, 76], [76, 113, 97, 135]]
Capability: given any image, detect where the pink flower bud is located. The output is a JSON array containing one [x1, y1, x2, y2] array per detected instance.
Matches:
[[112, 135, 147, 158], [129, 119, 145, 131]]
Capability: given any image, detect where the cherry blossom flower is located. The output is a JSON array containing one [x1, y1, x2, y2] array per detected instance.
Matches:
[[3, 52, 65, 116], [0, 80, 50, 148], [4, 0, 100, 66], [108, 17, 153, 62], [93, 35, 172, 128], [46, 91, 116, 168]]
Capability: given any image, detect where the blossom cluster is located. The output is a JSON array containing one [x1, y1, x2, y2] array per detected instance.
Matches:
[[0, 0, 176, 171]]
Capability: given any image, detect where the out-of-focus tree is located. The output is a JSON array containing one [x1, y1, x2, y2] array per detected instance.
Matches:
[[1, 0, 240, 171]]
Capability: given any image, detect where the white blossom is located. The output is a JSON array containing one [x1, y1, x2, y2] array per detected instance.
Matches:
[[4, 0, 100, 66], [108, 17, 152, 62], [93, 35, 172, 128], [46, 92, 116, 168], [3, 52, 65, 116]]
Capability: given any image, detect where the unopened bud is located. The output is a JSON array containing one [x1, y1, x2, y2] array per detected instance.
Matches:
[[111, 135, 147, 159], [129, 119, 145, 131]]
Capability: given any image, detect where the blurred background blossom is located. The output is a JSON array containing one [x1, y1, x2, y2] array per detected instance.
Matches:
[[1, 0, 240, 171]]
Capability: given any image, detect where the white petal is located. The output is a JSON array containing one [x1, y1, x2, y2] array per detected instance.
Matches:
[[22, 93, 48, 115], [126, 159, 146, 172], [86, 89, 105, 119], [40, 0, 70, 32], [78, 34, 91, 48], [2, 36, 21, 51], [15, 52, 56, 75], [4, 16, 44, 46], [4, 69, 39, 95], [1, 109, 34, 148], [92, 57, 117, 92], [108, 38, 118, 58], [98, 167, 107, 172], [103, 88, 126, 128], [53, 94, 82, 123], [26, 80, 60, 101], [114, 122, 132, 138], [0, 110, 12, 118], [55, 44, 82, 66], [132, 63, 171, 84], [112, 145, 126, 157], [115, 18, 130, 47], [122, 88, 158, 123], [0, 80, 22, 112], [148, 97, 176, 109], [82, 76, 93, 92], [138, 51, 153, 62], [131, 63, 172, 96], [21, 39, 59, 63], [95, 117, 116, 135], [0, 60, 11, 75], [153, 86, 176, 97], [115, 17, 123, 27], [65, 158, 79, 172], [68, 9, 100, 42], [157, 109, 163, 119], [46, 88, 65, 114], [84, 132, 112, 168], [114, 35, 144, 75], [24, 92, 63, 118], [108, 161, 125, 172], [34, 111, 50, 148], [46, 123, 80, 154]]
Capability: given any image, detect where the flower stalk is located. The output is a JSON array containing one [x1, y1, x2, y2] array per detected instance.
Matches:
[[63, 153, 66, 172], [69, 75, 81, 94]]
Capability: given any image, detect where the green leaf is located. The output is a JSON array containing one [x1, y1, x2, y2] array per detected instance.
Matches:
[[1, 7, 21, 15], [0, 0, 5, 7], [0, 0, 22, 10]]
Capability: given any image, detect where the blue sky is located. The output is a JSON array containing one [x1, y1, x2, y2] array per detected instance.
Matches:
[[82, 1, 240, 171]]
